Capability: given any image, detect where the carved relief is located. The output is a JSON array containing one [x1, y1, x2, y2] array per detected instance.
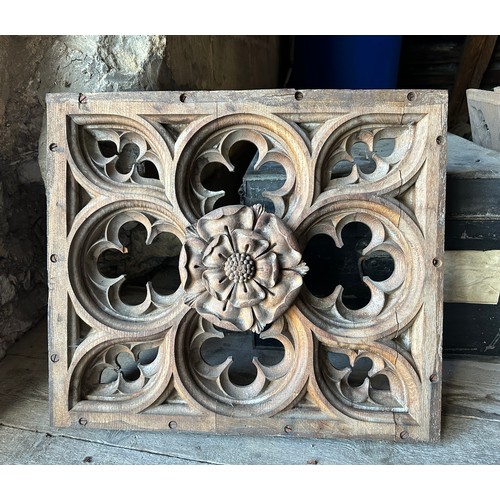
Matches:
[[48, 90, 445, 442], [296, 197, 425, 340], [180, 204, 308, 333], [313, 114, 429, 202], [82, 342, 162, 400], [174, 310, 310, 417]]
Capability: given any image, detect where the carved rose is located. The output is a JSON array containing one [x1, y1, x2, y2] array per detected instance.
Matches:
[[180, 204, 308, 332]]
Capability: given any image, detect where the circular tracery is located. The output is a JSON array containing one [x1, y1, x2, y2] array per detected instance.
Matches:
[[295, 197, 425, 341], [174, 309, 310, 417], [68, 200, 187, 334], [174, 113, 311, 228]]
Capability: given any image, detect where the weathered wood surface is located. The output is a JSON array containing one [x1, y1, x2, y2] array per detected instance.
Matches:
[[0, 425, 194, 465], [445, 133, 500, 252], [443, 132, 500, 355], [444, 250, 500, 305], [443, 303, 500, 356], [1, 322, 498, 465], [467, 88, 500, 152], [447, 132, 500, 179], [46, 89, 446, 442], [448, 35, 498, 133]]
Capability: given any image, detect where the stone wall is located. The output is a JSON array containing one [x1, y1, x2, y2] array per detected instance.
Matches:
[[0, 35, 282, 359]]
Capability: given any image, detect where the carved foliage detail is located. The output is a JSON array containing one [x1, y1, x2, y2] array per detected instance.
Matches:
[[192, 128, 296, 217], [180, 204, 308, 333], [297, 198, 425, 341], [175, 113, 312, 226], [67, 115, 172, 195], [191, 317, 294, 401], [304, 212, 406, 321], [327, 127, 413, 187]]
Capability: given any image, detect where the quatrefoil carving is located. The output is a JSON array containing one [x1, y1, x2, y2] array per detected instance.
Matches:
[[83, 342, 162, 399], [50, 90, 445, 441], [86, 211, 181, 316]]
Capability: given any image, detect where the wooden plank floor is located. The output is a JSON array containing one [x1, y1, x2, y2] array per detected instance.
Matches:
[[0, 321, 499, 465]]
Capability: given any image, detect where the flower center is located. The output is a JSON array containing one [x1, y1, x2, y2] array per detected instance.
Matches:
[[224, 252, 256, 283]]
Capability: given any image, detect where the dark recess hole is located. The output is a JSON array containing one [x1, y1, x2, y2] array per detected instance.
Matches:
[[200, 140, 286, 213], [136, 160, 160, 179], [303, 222, 394, 310], [347, 357, 373, 387], [96, 140, 159, 179], [327, 352, 351, 370], [97, 140, 117, 158], [200, 329, 285, 387], [370, 373, 391, 391], [201, 140, 258, 208], [97, 222, 181, 305], [116, 352, 141, 382]]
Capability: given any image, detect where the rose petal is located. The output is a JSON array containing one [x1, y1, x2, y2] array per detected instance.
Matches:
[[202, 268, 235, 301], [253, 270, 303, 325], [254, 251, 279, 289], [254, 213, 302, 269], [195, 293, 254, 331], [228, 280, 266, 308], [202, 233, 234, 268], [179, 236, 206, 295], [231, 229, 269, 257], [197, 205, 255, 242]]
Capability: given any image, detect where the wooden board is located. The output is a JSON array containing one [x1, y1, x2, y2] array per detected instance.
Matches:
[[443, 303, 500, 356], [467, 88, 500, 152], [444, 250, 500, 305], [448, 36, 498, 133], [443, 132, 500, 355], [45, 89, 447, 442], [1, 322, 499, 464], [447, 132, 500, 179]]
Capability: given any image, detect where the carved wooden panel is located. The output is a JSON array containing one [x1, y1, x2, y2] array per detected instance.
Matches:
[[46, 89, 447, 441]]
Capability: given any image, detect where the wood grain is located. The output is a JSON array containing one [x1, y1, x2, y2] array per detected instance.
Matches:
[[45, 89, 447, 441], [449, 35, 498, 132], [447, 132, 500, 179], [467, 88, 500, 152], [0, 323, 498, 464], [444, 250, 500, 304]]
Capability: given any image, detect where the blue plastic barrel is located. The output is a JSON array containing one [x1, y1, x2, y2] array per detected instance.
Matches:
[[290, 35, 402, 89]]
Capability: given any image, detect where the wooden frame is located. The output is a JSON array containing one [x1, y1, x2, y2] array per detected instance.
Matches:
[[46, 89, 446, 441]]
